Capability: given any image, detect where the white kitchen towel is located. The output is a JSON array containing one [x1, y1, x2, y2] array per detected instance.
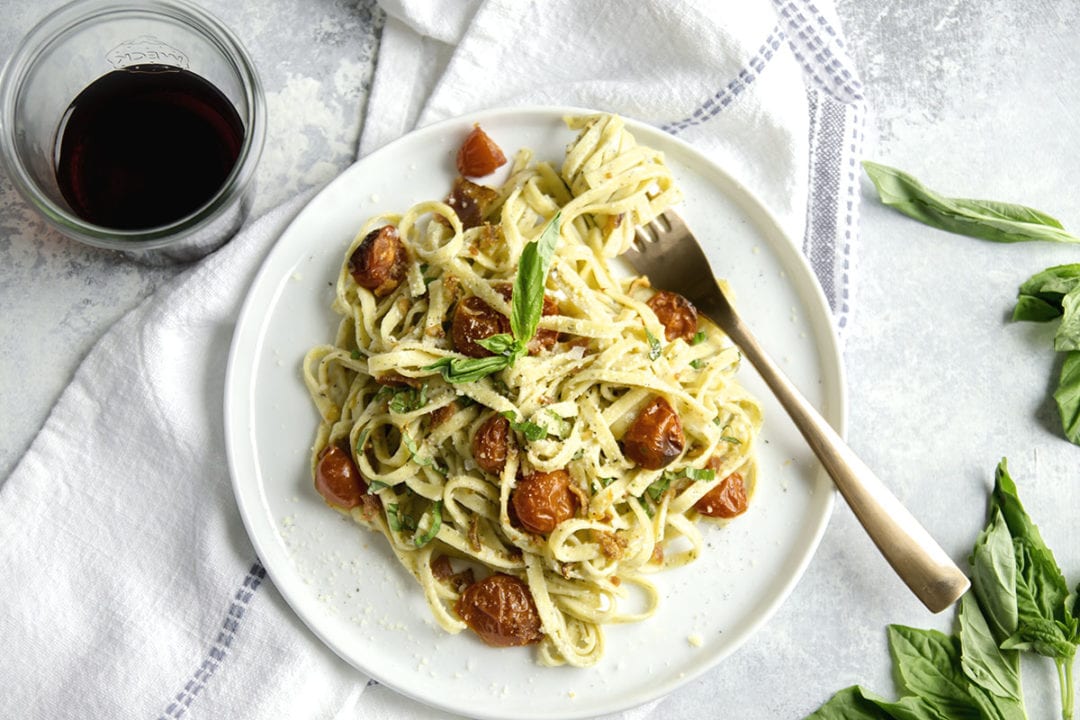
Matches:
[[0, 1, 865, 719], [0, 195, 370, 720], [365, 0, 865, 332]]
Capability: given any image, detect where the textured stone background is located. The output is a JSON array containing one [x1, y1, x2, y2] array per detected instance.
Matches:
[[2, 1, 1078, 717]]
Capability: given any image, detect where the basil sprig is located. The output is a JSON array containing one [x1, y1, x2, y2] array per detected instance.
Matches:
[[427, 212, 561, 384], [863, 162, 1080, 446], [862, 161, 1080, 244], [806, 459, 1077, 720]]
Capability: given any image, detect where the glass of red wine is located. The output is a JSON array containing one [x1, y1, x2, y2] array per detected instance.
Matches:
[[0, 0, 265, 263]]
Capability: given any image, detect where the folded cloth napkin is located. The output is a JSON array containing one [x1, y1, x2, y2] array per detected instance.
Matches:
[[0, 1, 864, 718]]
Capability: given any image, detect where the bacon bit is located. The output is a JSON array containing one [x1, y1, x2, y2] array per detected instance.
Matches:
[[354, 492, 382, 524], [611, 576, 621, 586], [431, 554, 454, 580], [373, 372, 422, 388], [431, 555, 476, 594], [450, 568, 475, 593], [442, 274, 461, 302], [596, 530, 627, 560], [430, 400, 458, 428], [603, 213, 625, 235], [650, 544, 665, 565], [477, 223, 504, 255], [445, 177, 499, 230], [568, 483, 589, 512], [467, 516, 483, 553]]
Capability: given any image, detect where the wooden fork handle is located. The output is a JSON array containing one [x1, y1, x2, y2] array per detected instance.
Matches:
[[715, 298, 970, 613]]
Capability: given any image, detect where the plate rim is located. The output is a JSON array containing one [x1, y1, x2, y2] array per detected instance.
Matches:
[[224, 104, 845, 718]]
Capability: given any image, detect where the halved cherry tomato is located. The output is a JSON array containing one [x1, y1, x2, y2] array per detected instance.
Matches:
[[694, 471, 748, 519], [622, 396, 685, 469], [314, 444, 367, 509], [456, 125, 507, 177], [455, 573, 542, 647]]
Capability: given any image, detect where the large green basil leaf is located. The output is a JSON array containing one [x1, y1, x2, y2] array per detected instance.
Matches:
[[862, 162, 1080, 244], [887, 625, 980, 715], [971, 510, 1019, 642], [1012, 264, 1080, 322], [804, 686, 898, 719], [1055, 351, 1080, 445], [959, 593, 1023, 702]]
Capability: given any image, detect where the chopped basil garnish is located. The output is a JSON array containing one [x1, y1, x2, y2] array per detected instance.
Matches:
[[645, 476, 671, 502], [662, 467, 716, 484], [500, 411, 547, 442], [413, 501, 443, 547], [646, 329, 662, 361], [389, 384, 428, 414]]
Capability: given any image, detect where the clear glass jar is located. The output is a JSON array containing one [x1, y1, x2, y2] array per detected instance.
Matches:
[[0, 0, 266, 264]]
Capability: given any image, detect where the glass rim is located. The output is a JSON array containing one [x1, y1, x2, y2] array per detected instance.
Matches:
[[0, 0, 266, 250]]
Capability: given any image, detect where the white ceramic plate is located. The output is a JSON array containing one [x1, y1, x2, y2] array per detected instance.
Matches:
[[225, 106, 844, 719]]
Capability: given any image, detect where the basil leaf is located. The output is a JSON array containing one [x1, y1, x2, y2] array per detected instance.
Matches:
[[971, 510, 1019, 642], [1001, 616, 1075, 658], [475, 332, 517, 356], [662, 467, 716, 484], [992, 460, 1077, 659], [1056, 287, 1080, 351], [388, 384, 428, 414], [645, 475, 670, 502], [1012, 295, 1063, 323], [887, 625, 981, 715], [1012, 264, 1080, 322], [646, 329, 662, 361], [499, 411, 547, 441], [866, 695, 959, 720], [959, 593, 1022, 702], [1055, 351, 1080, 445], [426, 355, 511, 384], [413, 500, 443, 547], [804, 686, 897, 719], [511, 212, 561, 351], [965, 683, 1029, 720], [950, 198, 1065, 229], [368, 480, 390, 492], [386, 503, 402, 532], [863, 162, 1080, 244], [544, 410, 573, 439]]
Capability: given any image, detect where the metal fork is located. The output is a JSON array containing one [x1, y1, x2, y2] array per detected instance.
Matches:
[[628, 210, 970, 613]]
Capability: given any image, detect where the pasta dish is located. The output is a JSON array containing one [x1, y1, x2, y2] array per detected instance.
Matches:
[[302, 114, 762, 667]]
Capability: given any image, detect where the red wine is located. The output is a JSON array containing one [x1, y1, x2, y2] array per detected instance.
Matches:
[[55, 64, 244, 230]]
